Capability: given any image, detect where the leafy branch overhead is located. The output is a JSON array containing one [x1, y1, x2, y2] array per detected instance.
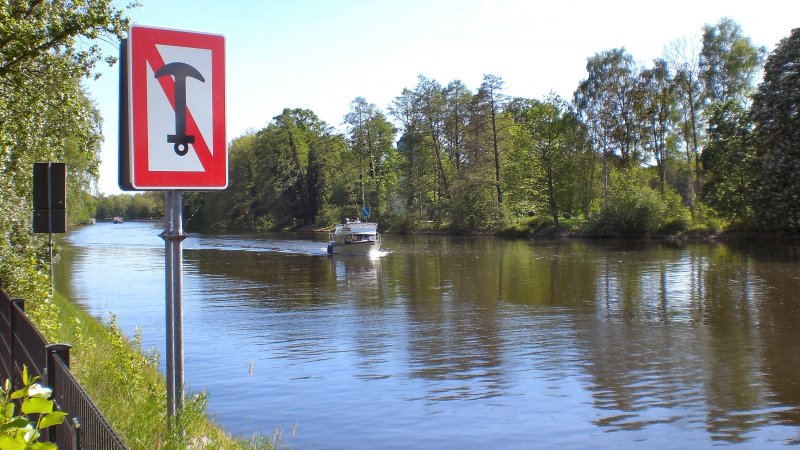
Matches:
[[0, 0, 132, 79]]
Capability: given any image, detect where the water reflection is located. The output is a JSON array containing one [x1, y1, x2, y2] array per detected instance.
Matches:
[[57, 224, 800, 448]]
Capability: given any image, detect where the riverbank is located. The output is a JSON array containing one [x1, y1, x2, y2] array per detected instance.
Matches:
[[47, 291, 274, 449]]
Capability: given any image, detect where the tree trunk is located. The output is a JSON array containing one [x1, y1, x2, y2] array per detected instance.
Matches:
[[490, 100, 503, 205]]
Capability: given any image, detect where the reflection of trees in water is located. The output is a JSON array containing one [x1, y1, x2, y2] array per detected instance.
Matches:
[[750, 246, 800, 432], [186, 236, 800, 442], [574, 241, 799, 443], [398, 237, 506, 401]]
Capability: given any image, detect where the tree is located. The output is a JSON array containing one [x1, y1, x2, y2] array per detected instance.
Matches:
[[750, 28, 800, 232], [390, 82, 442, 225], [443, 80, 472, 172], [0, 1, 130, 298], [575, 49, 641, 170], [478, 74, 508, 205], [700, 100, 754, 223], [251, 109, 337, 228], [574, 48, 642, 214], [665, 38, 704, 215], [637, 59, 677, 195], [344, 97, 396, 219], [0, 1, 129, 79], [700, 17, 766, 106], [508, 94, 582, 227]]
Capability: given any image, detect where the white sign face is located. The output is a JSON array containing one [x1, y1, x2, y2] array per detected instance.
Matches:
[[126, 25, 227, 190]]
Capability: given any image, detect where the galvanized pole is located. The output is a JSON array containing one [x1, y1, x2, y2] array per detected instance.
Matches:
[[162, 191, 175, 418], [173, 191, 185, 410], [161, 190, 186, 417]]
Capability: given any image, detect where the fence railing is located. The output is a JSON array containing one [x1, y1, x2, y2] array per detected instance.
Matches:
[[0, 289, 126, 449]]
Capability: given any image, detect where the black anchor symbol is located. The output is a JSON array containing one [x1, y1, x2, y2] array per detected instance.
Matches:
[[154, 62, 205, 156]]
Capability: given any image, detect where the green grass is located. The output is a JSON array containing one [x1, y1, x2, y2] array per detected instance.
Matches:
[[46, 292, 275, 450]]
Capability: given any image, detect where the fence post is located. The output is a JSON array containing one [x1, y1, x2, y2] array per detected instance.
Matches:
[[72, 417, 82, 450], [45, 343, 71, 444], [8, 298, 25, 388]]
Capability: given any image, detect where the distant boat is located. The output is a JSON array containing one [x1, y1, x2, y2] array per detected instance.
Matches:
[[112, 217, 123, 224], [327, 219, 380, 255]]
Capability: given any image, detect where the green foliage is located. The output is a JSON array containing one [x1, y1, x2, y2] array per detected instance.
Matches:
[[182, 18, 782, 237], [448, 178, 503, 233], [588, 169, 690, 237], [188, 111, 344, 231], [497, 215, 556, 238], [94, 192, 163, 221], [700, 17, 766, 104], [506, 94, 584, 226], [344, 97, 398, 221], [574, 48, 641, 167], [0, 366, 65, 450], [700, 100, 755, 224], [750, 28, 800, 233], [0, 0, 131, 295]]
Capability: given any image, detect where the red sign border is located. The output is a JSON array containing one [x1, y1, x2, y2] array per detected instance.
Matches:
[[128, 25, 227, 190]]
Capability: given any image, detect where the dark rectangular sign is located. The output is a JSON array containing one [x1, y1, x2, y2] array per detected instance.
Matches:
[[32, 162, 66, 234]]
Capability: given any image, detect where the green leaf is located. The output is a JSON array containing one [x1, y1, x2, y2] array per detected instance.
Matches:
[[4, 403, 15, 418], [0, 435, 27, 450], [38, 411, 67, 429], [29, 443, 58, 450], [21, 397, 53, 415], [0, 418, 30, 432], [10, 387, 27, 400]]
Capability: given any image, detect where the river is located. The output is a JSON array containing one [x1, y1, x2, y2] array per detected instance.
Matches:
[[55, 221, 800, 449]]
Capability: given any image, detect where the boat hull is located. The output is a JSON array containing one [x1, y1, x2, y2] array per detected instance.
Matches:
[[327, 240, 380, 255]]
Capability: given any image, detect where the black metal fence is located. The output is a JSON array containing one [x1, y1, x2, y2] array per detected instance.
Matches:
[[0, 289, 126, 449]]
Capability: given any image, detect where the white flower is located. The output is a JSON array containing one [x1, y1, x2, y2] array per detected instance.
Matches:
[[27, 383, 52, 398]]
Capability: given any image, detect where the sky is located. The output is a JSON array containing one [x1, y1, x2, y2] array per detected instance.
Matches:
[[87, 0, 800, 194]]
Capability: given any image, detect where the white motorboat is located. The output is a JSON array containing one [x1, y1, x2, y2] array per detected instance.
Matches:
[[327, 219, 381, 255]]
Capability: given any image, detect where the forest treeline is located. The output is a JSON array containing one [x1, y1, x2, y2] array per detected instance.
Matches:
[[179, 19, 800, 238]]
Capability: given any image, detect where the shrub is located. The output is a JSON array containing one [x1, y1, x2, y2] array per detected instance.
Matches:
[[588, 169, 691, 237], [0, 366, 66, 450]]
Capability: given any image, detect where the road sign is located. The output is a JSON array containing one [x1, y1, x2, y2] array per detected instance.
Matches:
[[121, 25, 227, 190]]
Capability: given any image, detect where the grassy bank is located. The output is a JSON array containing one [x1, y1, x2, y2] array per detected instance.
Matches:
[[46, 292, 274, 449]]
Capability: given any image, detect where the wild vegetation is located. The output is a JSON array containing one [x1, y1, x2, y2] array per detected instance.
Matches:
[[185, 20, 799, 240]]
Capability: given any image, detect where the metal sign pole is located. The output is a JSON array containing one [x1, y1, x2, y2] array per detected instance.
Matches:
[[173, 191, 185, 410], [161, 190, 186, 417], [162, 191, 175, 418]]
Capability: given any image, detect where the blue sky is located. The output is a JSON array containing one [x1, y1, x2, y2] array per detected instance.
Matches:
[[88, 0, 799, 194]]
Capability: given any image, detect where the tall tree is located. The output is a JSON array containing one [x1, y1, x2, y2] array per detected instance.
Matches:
[[750, 28, 800, 232], [478, 74, 507, 205], [574, 48, 640, 205], [700, 17, 766, 106], [700, 100, 754, 223], [413, 75, 451, 200], [390, 81, 445, 224], [575, 49, 641, 168], [443, 80, 472, 172], [509, 94, 582, 226], [665, 38, 704, 214], [0, 1, 130, 298], [637, 59, 677, 195], [344, 97, 396, 218]]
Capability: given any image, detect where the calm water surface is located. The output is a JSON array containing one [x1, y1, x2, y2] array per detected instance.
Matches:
[[56, 222, 800, 449]]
